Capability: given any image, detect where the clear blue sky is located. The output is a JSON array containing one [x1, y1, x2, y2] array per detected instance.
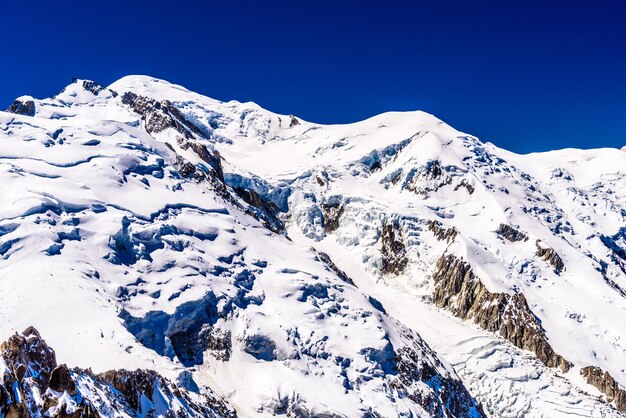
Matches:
[[2, 0, 625, 153]]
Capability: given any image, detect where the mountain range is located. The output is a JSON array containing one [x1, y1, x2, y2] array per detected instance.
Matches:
[[0, 75, 624, 417]]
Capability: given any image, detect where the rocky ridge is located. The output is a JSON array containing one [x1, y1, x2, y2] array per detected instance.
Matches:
[[0, 327, 236, 417]]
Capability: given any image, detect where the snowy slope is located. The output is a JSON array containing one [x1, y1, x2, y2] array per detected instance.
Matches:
[[0, 78, 484, 417], [2, 75, 625, 417]]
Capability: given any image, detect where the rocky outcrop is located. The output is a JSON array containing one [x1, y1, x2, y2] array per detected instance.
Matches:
[[581, 366, 626, 412], [122, 91, 229, 194], [380, 221, 408, 275], [97, 368, 235, 417], [389, 330, 485, 418], [1, 326, 57, 388], [322, 200, 344, 233], [428, 220, 458, 243], [289, 115, 300, 127], [535, 240, 565, 275], [188, 142, 225, 182], [0, 327, 236, 418], [316, 251, 356, 286], [496, 223, 528, 242], [7, 99, 36, 116], [432, 254, 572, 372], [454, 179, 475, 194], [81, 80, 105, 96], [232, 185, 284, 233], [404, 160, 453, 195], [122, 91, 199, 138], [48, 364, 77, 395]]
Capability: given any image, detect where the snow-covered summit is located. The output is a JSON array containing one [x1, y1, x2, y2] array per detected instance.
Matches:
[[1, 75, 625, 417]]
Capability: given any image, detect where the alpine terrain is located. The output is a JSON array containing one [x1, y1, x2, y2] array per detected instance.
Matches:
[[0, 76, 624, 417]]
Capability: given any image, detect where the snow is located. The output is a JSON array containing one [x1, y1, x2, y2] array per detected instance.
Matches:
[[0, 74, 624, 417]]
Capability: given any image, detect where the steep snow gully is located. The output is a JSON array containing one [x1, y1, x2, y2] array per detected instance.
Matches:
[[0, 76, 624, 417]]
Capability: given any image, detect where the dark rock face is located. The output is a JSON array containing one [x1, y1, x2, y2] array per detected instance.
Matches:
[[188, 142, 225, 182], [380, 221, 408, 275], [535, 240, 565, 275], [97, 369, 158, 410], [205, 327, 232, 361], [81, 80, 104, 96], [389, 330, 485, 418], [322, 201, 344, 234], [289, 115, 300, 127], [428, 220, 458, 243], [175, 155, 199, 179], [7, 99, 36, 116], [95, 368, 236, 418], [0, 327, 237, 418], [232, 186, 284, 233], [168, 323, 232, 365], [581, 366, 626, 412], [454, 179, 475, 194], [405, 160, 453, 195], [121, 91, 228, 193], [1, 326, 57, 388], [316, 251, 356, 286], [432, 254, 572, 372], [48, 364, 77, 395], [121, 91, 207, 140], [496, 223, 528, 242]]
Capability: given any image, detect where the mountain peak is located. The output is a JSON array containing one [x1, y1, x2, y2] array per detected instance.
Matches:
[[0, 75, 625, 417]]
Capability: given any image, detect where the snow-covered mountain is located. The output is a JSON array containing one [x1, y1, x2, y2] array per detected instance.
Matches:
[[0, 76, 624, 417]]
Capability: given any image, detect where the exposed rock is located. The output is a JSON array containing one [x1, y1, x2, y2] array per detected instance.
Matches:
[[535, 240, 565, 275], [316, 251, 356, 286], [232, 185, 284, 233], [389, 330, 485, 418], [121, 91, 209, 140], [289, 115, 300, 127], [81, 80, 104, 96], [380, 221, 408, 275], [496, 223, 529, 242], [432, 254, 572, 372], [1, 326, 57, 388], [48, 364, 76, 395], [454, 179, 475, 194], [322, 200, 344, 233], [97, 368, 236, 417], [98, 369, 157, 410], [205, 327, 232, 361], [189, 142, 225, 182], [581, 366, 626, 412], [7, 99, 36, 116], [428, 220, 458, 243], [173, 154, 198, 178], [171, 323, 232, 364], [122, 91, 228, 192], [0, 327, 237, 418], [405, 160, 453, 195]]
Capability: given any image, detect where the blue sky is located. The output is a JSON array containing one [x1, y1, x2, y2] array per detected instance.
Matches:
[[1, 0, 624, 153]]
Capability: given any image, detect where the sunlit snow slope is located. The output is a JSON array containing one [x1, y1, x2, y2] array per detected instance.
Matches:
[[0, 78, 485, 418], [1, 75, 625, 417]]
